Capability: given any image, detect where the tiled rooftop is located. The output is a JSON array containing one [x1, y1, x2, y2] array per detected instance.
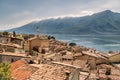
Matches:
[[11, 60, 38, 80], [28, 64, 69, 80], [0, 52, 30, 57]]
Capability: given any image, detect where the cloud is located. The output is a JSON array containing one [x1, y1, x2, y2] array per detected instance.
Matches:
[[101, 0, 120, 11], [13, 11, 31, 18], [0, 9, 96, 30], [0, 10, 94, 30], [0, 18, 41, 30]]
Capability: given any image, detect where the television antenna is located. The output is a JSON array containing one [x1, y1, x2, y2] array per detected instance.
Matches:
[[36, 26, 40, 35]]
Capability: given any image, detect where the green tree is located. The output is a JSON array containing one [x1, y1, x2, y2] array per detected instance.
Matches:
[[0, 32, 2, 35], [0, 63, 11, 80], [69, 42, 76, 46], [13, 31, 16, 37], [2, 31, 9, 36], [48, 36, 55, 40], [22, 34, 29, 40]]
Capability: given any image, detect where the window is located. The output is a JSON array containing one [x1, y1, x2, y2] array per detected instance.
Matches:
[[11, 58, 14, 62]]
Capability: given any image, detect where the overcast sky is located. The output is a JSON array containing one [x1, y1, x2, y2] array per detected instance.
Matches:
[[0, 0, 120, 30]]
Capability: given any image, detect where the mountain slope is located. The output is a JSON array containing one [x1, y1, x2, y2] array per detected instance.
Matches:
[[7, 10, 120, 35]]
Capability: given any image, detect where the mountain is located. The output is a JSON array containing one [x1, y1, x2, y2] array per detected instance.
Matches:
[[7, 10, 120, 35]]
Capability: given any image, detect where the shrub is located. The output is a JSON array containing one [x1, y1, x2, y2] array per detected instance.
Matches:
[[0, 63, 11, 80], [48, 36, 55, 40], [2, 31, 9, 36], [69, 42, 76, 46], [13, 31, 16, 37]]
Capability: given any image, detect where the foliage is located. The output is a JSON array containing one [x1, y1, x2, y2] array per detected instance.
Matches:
[[0, 32, 2, 35], [48, 36, 55, 40], [13, 31, 16, 37], [69, 42, 76, 46], [22, 34, 29, 40], [0, 63, 11, 80], [2, 31, 9, 36]]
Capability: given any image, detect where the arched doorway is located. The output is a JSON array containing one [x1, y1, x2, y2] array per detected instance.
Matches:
[[32, 46, 39, 52]]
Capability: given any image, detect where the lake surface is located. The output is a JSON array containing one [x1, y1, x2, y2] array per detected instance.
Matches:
[[49, 34, 120, 52]]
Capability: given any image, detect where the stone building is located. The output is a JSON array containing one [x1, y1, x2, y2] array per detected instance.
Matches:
[[78, 50, 109, 70], [108, 53, 120, 63], [10, 37, 24, 46], [0, 36, 11, 44], [0, 36, 24, 46], [28, 35, 49, 55], [0, 52, 30, 63], [0, 43, 23, 53]]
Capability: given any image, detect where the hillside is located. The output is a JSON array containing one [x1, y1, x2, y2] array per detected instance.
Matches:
[[7, 10, 120, 35]]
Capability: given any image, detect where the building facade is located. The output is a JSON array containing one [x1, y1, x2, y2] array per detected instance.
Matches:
[[28, 35, 49, 55]]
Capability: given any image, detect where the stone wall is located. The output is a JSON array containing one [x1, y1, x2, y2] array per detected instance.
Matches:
[[109, 54, 120, 63], [0, 55, 28, 63], [11, 38, 22, 45], [4, 46, 15, 52], [0, 37, 10, 44], [29, 38, 49, 54], [76, 55, 97, 69]]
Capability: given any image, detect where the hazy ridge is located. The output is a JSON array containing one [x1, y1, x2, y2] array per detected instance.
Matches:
[[7, 10, 120, 35]]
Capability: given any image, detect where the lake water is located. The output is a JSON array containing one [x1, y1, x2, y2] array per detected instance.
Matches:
[[49, 34, 120, 52]]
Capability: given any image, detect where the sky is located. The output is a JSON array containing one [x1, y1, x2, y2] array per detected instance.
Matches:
[[0, 0, 120, 30]]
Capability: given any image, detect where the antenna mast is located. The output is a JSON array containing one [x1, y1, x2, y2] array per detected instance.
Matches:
[[36, 26, 40, 35]]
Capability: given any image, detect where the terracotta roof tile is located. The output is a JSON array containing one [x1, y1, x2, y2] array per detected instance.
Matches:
[[11, 60, 26, 70], [11, 60, 38, 80], [12, 70, 31, 80]]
